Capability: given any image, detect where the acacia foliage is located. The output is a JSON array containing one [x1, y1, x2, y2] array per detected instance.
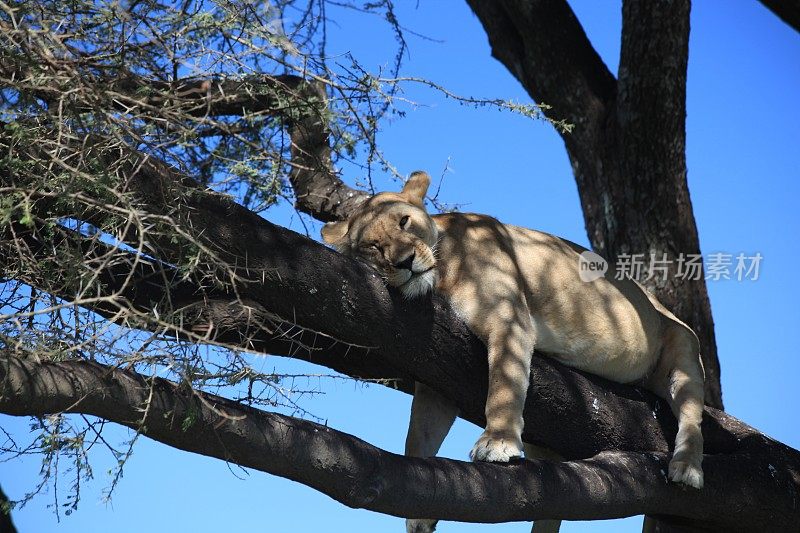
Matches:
[[0, 0, 544, 514]]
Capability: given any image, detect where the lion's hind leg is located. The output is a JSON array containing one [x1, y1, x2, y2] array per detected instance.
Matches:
[[645, 324, 705, 489], [404, 381, 458, 533]]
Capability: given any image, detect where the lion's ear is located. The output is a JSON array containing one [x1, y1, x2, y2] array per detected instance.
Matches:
[[321, 220, 349, 246], [401, 171, 430, 207]]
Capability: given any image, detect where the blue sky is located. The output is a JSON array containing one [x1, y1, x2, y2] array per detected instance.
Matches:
[[2, 1, 799, 532]]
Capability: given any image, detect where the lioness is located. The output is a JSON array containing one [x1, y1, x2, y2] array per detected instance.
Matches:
[[321, 171, 705, 532]]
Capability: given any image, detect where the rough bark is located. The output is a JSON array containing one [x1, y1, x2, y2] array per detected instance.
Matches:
[[1, 354, 798, 530], [466, 0, 723, 411]]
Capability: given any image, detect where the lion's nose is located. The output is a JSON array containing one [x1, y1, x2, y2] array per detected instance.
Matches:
[[394, 253, 415, 271]]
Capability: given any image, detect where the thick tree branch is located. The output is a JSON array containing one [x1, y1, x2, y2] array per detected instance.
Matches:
[[105, 72, 369, 220], [465, 0, 616, 164], [1, 354, 797, 529], [0, 220, 416, 393], [0, 194, 792, 463]]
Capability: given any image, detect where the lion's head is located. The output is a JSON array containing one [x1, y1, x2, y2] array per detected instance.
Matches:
[[321, 171, 438, 298]]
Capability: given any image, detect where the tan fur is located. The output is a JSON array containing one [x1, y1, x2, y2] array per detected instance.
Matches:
[[322, 171, 706, 532]]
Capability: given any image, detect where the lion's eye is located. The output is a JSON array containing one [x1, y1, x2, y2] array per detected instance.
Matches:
[[399, 215, 410, 229]]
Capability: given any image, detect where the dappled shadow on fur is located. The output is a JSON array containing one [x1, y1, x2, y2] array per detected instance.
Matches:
[[323, 174, 706, 494]]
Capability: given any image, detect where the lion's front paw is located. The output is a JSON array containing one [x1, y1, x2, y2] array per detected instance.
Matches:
[[668, 459, 704, 489], [406, 518, 437, 533], [469, 431, 523, 463]]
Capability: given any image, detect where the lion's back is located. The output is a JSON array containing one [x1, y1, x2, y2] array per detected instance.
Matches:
[[432, 212, 670, 382]]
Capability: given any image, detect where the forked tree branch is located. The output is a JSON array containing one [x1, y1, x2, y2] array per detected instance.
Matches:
[[0, 353, 796, 530], [108, 73, 369, 220]]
